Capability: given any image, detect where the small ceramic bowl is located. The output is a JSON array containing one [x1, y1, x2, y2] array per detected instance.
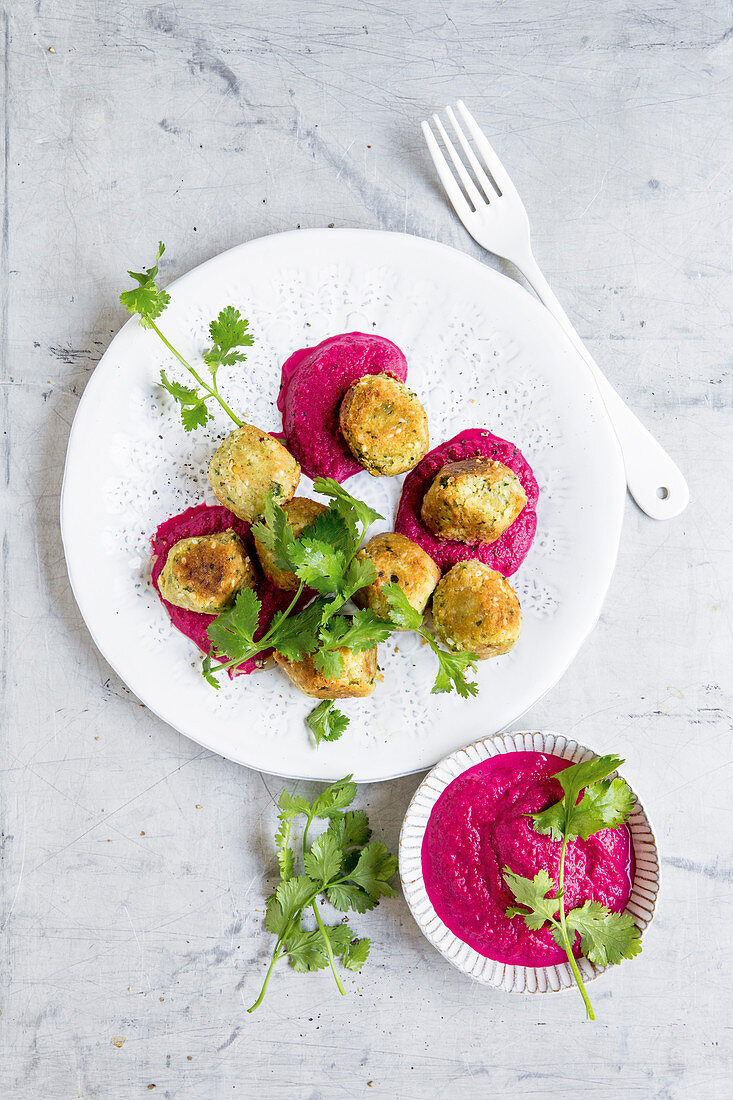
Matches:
[[399, 730, 660, 995]]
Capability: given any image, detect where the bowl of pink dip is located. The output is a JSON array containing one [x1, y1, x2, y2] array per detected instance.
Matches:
[[400, 731, 660, 995]]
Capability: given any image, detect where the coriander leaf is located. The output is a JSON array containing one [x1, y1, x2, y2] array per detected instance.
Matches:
[[327, 810, 371, 851], [203, 306, 254, 376], [316, 616, 351, 648], [307, 700, 350, 745], [120, 241, 170, 326], [159, 363, 212, 432], [529, 800, 565, 843], [277, 789, 312, 821], [532, 755, 627, 841], [201, 654, 221, 690], [207, 305, 253, 352], [559, 754, 625, 810], [338, 556, 377, 603], [428, 639, 479, 698], [263, 877, 316, 940], [312, 476, 383, 550], [335, 609, 394, 651], [274, 797, 303, 883], [564, 778, 636, 842], [312, 477, 383, 529], [503, 868, 561, 930], [284, 928, 329, 972], [349, 841, 398, 900], [273, 875, 318, 925], [251, 495, 299, 573], [206, 588, 261, 662], [180, 399, 211, 432], [342, 938, 370, 971], [276, 845, 294, 882], [264, 893, 291, 939], [312, 646, 346, 680], [270, 598, 328, 663], [384, 582, 424, 632], [326, 882, 377, 914], [320, 923, 354, 955], [317, 611, 393, 666], [310, 776, 357, 819], [293, 538, 347, 593], [565, 902, 642, 968], [158, 369, 199, 405], [303, 832, 343, 884], [299, 509, 353, 556], [385, 584, 478, 698]]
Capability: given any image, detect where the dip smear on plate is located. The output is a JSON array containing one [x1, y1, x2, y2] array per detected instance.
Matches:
[[151, 503, 299, 675], [277, 331, 409, 481], [395, 428, 539, 576], [421, 751, 635, 967]]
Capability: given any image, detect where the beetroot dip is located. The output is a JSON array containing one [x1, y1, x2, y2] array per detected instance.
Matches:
[[394, 428, 539, 576], [150, 503, 297, 676], [277, 331, 409, 481], [421, 751, 635, 968]]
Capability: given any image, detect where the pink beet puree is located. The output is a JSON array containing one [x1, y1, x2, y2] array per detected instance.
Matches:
[[150, 503, 296, 676], [277, 332, 409, 481], [421, 752, 635, 968], [394, 428, 539, 576]]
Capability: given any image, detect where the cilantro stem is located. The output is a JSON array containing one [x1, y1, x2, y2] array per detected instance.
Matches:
[[557, 833, 595, 1022], [247, 943, 285, 1013], [149, 319, 243, 427], [312, 900, 346, 996], [271, 582, 307, 633]]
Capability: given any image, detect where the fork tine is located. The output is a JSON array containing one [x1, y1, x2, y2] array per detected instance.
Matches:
[[456, 100, 515, 198], [431, 113, 483, 211], [445, 106, 497, 202], [421, 120, 473, 221]]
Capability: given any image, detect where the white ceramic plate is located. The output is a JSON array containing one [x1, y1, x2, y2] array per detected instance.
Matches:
[[61, 229, 625, 782], [399, 731, 660, 994]]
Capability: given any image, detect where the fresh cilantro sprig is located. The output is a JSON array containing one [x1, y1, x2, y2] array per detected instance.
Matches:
[[203, 483, 481, 737], [384, 584, 479, 699], [247, 776, 397, 1011], [306, 700, 350, 745], [121, 242, 251, 431], [203, 482, 387, 695], [503, 755, 641, 1021]]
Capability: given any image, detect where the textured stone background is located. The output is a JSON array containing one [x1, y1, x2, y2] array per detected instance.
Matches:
[[1, 1, 731, 1096]]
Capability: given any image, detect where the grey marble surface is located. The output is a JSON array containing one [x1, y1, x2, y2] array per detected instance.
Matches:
[[2, 1, 732, 1096]]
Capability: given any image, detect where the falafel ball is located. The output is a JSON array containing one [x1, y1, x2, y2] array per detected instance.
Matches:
[[432, 560, 521, 659], [421, 456, 527, 544], [339, 373, 429, 477], [353, 532, 440, 623], [274, 643, 378, 699], [209, 423, 300, 523], [157, 529, 256, 614], [253, 496, 328, 590]]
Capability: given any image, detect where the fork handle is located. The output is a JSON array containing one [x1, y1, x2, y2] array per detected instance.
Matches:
[[518, 252, 689, 520]]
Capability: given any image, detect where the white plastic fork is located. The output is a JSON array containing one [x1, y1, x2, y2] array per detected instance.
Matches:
[[422, 100, 689, 520]]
